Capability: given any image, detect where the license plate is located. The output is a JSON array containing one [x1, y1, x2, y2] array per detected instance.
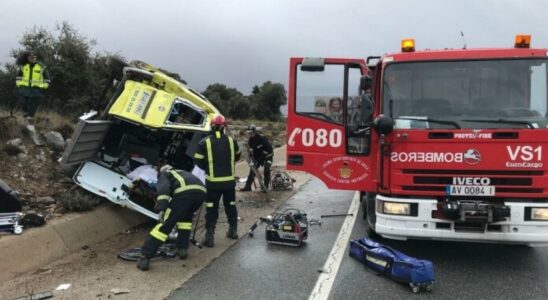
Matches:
[[446, 185, 495, 196]]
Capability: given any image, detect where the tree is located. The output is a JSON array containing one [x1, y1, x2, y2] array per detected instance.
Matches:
[[202, 83, 252, 119], [0, 64, 19, 115], [250, 81, 287, 120]]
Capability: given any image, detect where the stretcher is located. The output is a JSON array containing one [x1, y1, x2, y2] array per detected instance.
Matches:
[[0, 212, 24, 235]]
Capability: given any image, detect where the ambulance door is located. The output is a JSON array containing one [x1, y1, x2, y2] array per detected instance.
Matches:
[[286, 57, 377, 191]]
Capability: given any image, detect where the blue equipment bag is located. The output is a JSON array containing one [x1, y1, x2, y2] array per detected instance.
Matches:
[[349, 238, 435, 293]]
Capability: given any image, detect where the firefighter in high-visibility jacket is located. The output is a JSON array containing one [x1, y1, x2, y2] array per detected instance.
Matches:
[[193, 115, 241, 247], [15, 51, 50, 118], [137, 165, 206, 271]]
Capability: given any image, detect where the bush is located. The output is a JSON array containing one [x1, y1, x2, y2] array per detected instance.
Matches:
[[57, 187, 102, 212]]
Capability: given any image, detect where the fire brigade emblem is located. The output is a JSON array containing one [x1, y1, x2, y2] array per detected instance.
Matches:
[[463, 149, 481, 164], [339, 162, 353, 178]]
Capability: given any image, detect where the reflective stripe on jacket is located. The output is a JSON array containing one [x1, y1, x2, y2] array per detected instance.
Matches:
[[155, 169, 206, 208], [193, 130, 241, 183], [16, 63, 50, 89]]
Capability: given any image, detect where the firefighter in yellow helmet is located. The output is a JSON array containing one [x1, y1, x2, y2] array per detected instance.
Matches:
[[15, 51, 50, 119], [193, 115, 241, 247], [137, 164, 206, 271]]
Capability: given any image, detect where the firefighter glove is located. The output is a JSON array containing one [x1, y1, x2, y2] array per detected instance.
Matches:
[[154, 199, 169, 212], [157, 210, 165, 223]]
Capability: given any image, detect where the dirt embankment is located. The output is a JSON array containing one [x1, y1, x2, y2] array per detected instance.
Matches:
[[0, 112, 80, 219]]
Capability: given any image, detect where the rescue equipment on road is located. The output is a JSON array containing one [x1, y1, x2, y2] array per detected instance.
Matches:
[[270, 171, 295, 191], [265, 208, 308, 247], [349, 237, 435, 293], [248, 208, 309, 247]]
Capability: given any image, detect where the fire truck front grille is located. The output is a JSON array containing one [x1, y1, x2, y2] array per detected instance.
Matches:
[[413, 176, 532, 186], [403, 169, 543, 176]]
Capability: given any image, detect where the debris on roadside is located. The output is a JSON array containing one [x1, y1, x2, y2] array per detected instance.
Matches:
[[321, 213, 353, 218], [110, 288, 130, 295], [20, 212, 46, 228], [11, 290, 53, 300], [32, 267, 52, 275], [309, 218, 322, 226], [349, 237, 435, 293], [55, 283, 71, 291]]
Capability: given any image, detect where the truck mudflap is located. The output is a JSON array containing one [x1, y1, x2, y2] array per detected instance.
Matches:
[[73, 161, 158, 219], [374, 195, 548, 246]]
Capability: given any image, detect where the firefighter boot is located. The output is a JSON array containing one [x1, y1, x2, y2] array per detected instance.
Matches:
[[227, 223, 238, 239], [178, 248, 188, 260], [203, 223, 215, 248], [137, 257, 150, 271]]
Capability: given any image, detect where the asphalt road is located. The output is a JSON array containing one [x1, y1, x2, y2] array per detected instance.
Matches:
[[168, 179, 548, 300]]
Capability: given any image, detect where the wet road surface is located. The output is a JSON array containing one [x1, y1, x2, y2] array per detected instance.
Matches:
[[168, 179, 548, 299]]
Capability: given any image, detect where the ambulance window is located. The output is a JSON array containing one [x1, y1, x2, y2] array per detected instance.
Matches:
[[167, 101, 205, 126], [296, 64, 344, 124]]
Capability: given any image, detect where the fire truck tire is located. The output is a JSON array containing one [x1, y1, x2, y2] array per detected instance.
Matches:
[[365, 193, 376, 224], [360, 192, 366, 220]]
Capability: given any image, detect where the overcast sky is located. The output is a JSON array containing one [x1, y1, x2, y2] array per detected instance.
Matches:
[[1, 0, 547, 94]]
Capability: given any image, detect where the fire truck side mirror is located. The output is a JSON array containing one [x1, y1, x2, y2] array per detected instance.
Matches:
[[359, 75, 372, 93], [361, 94, 373, 122], [300, 57, 325, 72], [373, 115, 394, 135]]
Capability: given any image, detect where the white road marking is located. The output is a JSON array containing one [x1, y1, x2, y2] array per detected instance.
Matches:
[[309, 192, 361, 300]]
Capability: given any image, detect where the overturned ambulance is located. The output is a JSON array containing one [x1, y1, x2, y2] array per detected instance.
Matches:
[[60, 60, 219, 219]]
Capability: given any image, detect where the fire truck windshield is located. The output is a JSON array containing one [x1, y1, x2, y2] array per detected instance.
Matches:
[[382, 58, 548, 129]]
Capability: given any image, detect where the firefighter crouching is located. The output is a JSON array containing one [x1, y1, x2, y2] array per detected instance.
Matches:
[[194, 115, 241, 247], [138, 165, 206, 271]]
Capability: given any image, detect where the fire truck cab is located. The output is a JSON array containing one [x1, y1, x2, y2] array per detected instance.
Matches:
[[286, 35, 548, 245]]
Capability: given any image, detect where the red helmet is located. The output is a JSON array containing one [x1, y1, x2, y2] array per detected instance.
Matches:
[[210, 115, 226, 128]]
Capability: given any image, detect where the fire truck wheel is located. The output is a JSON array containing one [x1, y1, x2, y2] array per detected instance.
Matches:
[[360, 192, 367, 220]]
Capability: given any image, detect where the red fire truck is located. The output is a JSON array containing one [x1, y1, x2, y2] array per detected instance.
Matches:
[[286, 35, 548, 245]]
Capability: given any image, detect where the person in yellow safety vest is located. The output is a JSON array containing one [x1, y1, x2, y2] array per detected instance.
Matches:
[[193, 115, 241, 247], [137, 164, 206, 271], [15, 51, 50, 119]]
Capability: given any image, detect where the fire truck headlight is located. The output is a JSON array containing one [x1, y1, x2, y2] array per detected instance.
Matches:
[[381, 201, 411, 216], [531, 208, 548, 221]]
